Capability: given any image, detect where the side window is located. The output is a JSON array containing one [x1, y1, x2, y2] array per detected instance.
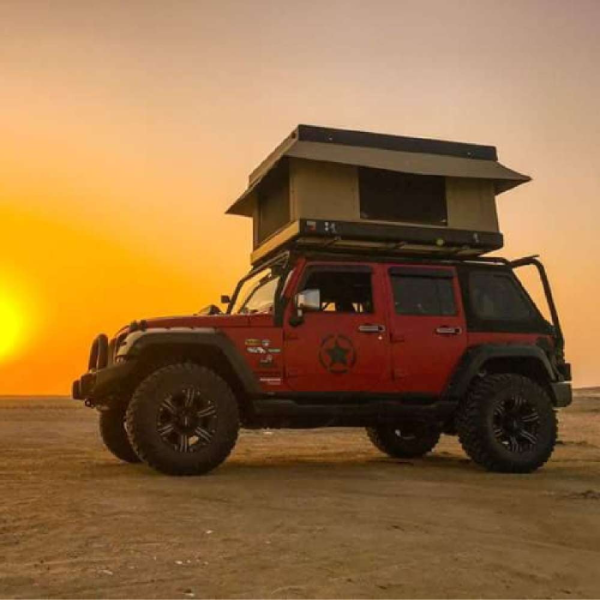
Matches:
[[302, 269, 373, 313], [390, 273, 456, 316], [469, 272, 533, 321]]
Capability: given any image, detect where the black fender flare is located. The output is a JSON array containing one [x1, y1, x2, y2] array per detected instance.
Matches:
[[118, 328, 261, 396], [444, 344, 556, 401]]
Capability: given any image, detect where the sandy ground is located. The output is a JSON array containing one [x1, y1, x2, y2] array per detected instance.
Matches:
[[0, 391, 599, 599]]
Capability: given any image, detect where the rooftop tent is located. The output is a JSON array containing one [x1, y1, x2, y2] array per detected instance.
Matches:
[[226, 125, 531, 265]]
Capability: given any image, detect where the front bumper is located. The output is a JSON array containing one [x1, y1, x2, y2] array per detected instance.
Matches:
[[72, 361, 135, 403], [552, 381, 572, 407]]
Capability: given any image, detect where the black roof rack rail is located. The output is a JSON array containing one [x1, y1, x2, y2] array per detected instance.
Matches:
[[250, 219, 504, 267]]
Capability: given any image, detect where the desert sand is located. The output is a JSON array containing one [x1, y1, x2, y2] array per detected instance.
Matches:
[[0, 390, 599, 599]]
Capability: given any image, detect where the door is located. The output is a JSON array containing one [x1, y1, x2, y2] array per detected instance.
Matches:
[[386, 265, 467, 395], [284, 263, 392, 393]]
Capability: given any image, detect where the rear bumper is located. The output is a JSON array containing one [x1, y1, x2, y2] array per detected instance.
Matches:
[[552, 381, 572, 408], [72, 362, 135, 403]]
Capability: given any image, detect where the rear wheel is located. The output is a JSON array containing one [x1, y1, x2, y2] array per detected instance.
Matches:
[[126, 363, 239, 476], [366, 423, 441, 458], [457, 373, 557, 473], [99, 403, 141, 464]]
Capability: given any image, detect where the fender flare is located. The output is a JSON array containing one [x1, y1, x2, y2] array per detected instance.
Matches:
[[117, 327, 261, 396], [444, 344, 556, 401]]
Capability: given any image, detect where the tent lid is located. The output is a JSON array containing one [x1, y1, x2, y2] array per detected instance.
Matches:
[[227, 125, 531, 217]]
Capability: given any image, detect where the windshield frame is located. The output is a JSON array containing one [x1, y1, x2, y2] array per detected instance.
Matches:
[[226, 252, 291, 315], [234, 271, 281, 315]]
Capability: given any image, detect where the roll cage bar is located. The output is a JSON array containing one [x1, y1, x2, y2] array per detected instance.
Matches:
[[509, 255, 565, 360]]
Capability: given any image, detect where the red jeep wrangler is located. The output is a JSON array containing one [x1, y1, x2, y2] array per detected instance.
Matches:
[[73, 248, 572, 475]]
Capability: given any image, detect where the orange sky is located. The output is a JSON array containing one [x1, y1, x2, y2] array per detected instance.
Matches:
[[1, 0, 599, 393]]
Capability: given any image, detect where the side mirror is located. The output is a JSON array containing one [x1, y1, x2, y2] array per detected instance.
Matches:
[[290, 289, 320, 327], [295, 289, 321, 312], [220, 294, 231, 305]]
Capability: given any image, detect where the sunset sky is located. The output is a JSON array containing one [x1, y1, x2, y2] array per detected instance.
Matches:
[[1, 0, 599, 394]]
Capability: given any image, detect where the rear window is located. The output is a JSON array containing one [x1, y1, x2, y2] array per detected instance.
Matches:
[[469, 272, 533, 321], [390, 274, 456, 316]]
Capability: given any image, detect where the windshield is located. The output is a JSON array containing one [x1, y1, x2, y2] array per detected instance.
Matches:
[[232, 268, 281, 314]]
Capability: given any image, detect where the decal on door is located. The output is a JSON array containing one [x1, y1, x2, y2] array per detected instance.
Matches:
[[260, 377, 282, 386], [246, 338, 281, 370], [247, 346, 266, 354], [318, 334, 356, 374], [259, 354, 276, 368], [245, 338, 280, 354], [246, 338, 272, 347]]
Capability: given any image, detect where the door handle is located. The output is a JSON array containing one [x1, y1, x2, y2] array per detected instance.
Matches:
[[435, 326, 463, 336], [358, 324, 386, 333]]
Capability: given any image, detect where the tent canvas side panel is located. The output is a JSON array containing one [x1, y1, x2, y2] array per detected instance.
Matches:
[[289, 159, 500, 234], [446, 178, 498, 232], [290, 158, 358, 222], [253, 159, 291, 247]]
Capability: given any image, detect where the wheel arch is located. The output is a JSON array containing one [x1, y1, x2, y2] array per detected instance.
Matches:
[[122, 330, 261, 424], [445, 344, 558, 405]]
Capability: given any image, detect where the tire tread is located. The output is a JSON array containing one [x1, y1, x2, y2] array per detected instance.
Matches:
[[126, 363, 239, 476], [99, 404, 141, 464], [366, 425, 441, 458], [457, 373, 557, 473]]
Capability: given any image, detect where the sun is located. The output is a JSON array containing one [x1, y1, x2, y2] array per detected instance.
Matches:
[[0, 289, 26, 362]]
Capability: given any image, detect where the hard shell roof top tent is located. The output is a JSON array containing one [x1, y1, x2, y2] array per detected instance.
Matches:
[[226, 125, 531, 266]]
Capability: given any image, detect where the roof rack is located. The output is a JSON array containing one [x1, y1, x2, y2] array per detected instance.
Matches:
[[251, 218, 503, 266], [294, 249, 510, 266]]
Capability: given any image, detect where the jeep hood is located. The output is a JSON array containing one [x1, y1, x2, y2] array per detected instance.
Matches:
[[115, 313, 268, 338]]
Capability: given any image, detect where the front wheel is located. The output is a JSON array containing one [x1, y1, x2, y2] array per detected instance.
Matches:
[[366, 423, 441, 458], [99, 403, 141, 464], [126, 363, 240, 476], [456, 374, 557, 473]]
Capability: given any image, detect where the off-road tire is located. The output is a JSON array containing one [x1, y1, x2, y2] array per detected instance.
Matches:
[[366, 423, 441, 458], [126, 363, 239, 476], [99, 403, 141, 464], [456, 373, 557, 473]]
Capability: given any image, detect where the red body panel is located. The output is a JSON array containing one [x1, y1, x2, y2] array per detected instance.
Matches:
[[282, 263, 393, 393], [141, 314, 286, 392], [383, 265, 468, 395], [140, 314, 252, 329], [224, 321, 285, 391], [138, 259, 550, 397]]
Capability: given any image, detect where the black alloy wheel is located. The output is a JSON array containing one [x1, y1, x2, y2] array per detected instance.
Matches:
[[492, 394, 540, 454], [457, 373, 557, 473], [157, 387, 218, 453], [126, 363, 240, 476]]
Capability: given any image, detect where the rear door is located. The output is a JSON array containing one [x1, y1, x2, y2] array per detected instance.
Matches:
[[386, 265, 467, 395], [283, 263, 392, 393]]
